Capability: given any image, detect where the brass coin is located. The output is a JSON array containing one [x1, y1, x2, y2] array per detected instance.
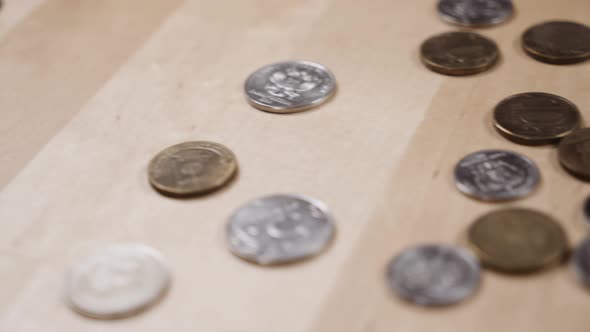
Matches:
[[522, 21, 590, 64], [148, 141, 237, 196], [494, 92, 581, 145], [558, 128, 590, 179], [468, 208, 568, 273], [420, 31, 499, 76]]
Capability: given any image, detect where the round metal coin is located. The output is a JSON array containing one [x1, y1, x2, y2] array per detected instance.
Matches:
[[558, 128, 590, 179], [226, 194, 335, 265], [244, 61, 337, 113], [386, 244, 481, 306], [438, 0, 514, 27], [420, 31, 499, 75], [522, 21, 590, 64], [571, 238, 590, 288], [454, 150, 540, 201], [493, 92, 581, 145], [468, 208, 568, 273], [148, 141, 237, 196], [65, 244, 171, 319]]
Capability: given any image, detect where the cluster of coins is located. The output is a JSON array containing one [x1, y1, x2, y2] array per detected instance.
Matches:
[[62, 0, 590, 320], [385, 0, 590, 307]]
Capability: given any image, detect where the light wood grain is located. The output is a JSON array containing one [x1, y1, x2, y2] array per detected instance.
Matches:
[[0, 0, 589, 331]]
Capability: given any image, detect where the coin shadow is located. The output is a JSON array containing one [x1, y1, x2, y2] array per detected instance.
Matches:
[[150, 167, 241, 200]]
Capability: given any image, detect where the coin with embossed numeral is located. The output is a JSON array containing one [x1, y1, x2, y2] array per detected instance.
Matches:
[[387, 244, 481, 306], [148, 141, 237, 196], [468, 208, 568, 273], [558, 128, 590, 179], [244, 61, 337, 113], [226, 194, 335, 265], [571, 238, 590, 288], [438, 0, 514, 27], [420, 31, 499, 76], [454, 150, 540, 201], [65, 244, 171, 319], [523, 21, 590, 64], [494, 92, 581, 145]]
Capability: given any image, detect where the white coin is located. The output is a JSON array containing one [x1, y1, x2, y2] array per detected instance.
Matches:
[[65, 244, 171, 319]]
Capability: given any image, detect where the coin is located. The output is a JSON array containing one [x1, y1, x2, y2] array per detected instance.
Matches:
[[65, 244, 171, 319], [493, 92, 581, 145], [226, 194, 335, 265], [454, 150, 540, 201], [558, 128, 590, 179], [386, 244, 481, 306], [148, 141, 237, 196], [244, 61, 337, 113], [437, 0, 514, 27], [584, 196, 590, 226], [468, 208, 568, 273], [571, 238, 590, 288], [523, 21, 590, 64], [420, 31, 499, 76]]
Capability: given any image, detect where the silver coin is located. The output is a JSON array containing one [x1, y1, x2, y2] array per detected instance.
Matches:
[[454, 150, 540, 201], [244, 61, 337, 113], [571, 238, 590, 288], [65, 244, 171, 319], [226, 194, 335, 265], [438, 0, 514, 27], [387, 244, 481, 306]]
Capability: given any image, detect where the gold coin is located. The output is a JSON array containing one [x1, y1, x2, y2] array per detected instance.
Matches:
[[148, 141, 237, 196], [467, 208, 568, 273]]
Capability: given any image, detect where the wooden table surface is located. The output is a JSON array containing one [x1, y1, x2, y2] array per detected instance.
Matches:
[[1, 1, 589, 331]]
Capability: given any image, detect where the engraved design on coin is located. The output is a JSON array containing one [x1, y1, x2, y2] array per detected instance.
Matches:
[[493, 92, 581, 144], [387, 245, 481, 306], [523, 21, 590, 64], [245, 61, 336, 113], [438, 0, 514, 27], [65, 244, 171, 319], [558, 128, 590, 179], [571, 238, 590, 288], [148, 141, 237, 196], [226, 194, 335, 265], [454, 150, 540, 201]]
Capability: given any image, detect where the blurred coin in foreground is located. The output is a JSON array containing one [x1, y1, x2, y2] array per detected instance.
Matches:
[[468, 208, 568, 273], [65, 244, 171, 319], [227, 194, 335, 265], [386, 244, 481, 306], [571, 238, 590, 288], [438, 0, 514, 27], [522, 21, 590, 64], [558, 128, 590, 180]]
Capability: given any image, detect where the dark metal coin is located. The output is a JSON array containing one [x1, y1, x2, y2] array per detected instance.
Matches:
[[558, 128, 590, 179], [523, 21, 590, 64], [571, 238, 590, 288], [438, 0, 514, 27], [420, 31, 499, 75], [494, 92, 581, 145]]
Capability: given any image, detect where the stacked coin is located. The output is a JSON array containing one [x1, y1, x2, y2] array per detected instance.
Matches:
[[522, 21, 590, 64]]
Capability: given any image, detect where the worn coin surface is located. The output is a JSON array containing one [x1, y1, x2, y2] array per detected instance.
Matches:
[[571, 238, 590, 288], [227, 194, 335, 265], [65, 244, 171, 319], [558, 128, 590, 179], [438, 0, 514, 27], [420, 31, 499, 75], [148, 141, 237, 196], [468, 208, 568, 273], [454, 150, 540, 201], [387, 244, 481, 306], [494, 92, 581, 145], [244, 61, 337, 113], [523, 21, 590, 64]]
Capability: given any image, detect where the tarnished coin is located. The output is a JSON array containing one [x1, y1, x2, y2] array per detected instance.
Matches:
[[468, 208, 568, 273], [386, 245, 481, 306], [226, 194, 335, 265], [244, 61, 337, 113], [571, 238, 590, 288], [438, 0, 514, 27], [148, 141, 237, 196], [558, 128, 590, 179], [65, 244, 171, 319], [420, 31, 499, 75], [494, 92, 581, 145], [523, 21, 590, 64], [454, 150, 540, 201]]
